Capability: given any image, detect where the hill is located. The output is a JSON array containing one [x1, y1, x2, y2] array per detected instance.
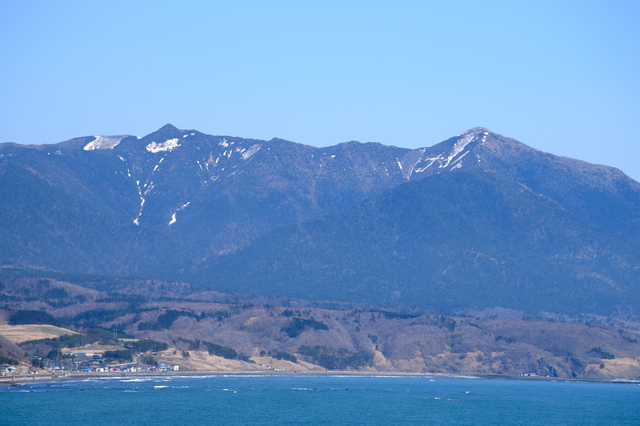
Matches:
[[2, 275, 639, 379]]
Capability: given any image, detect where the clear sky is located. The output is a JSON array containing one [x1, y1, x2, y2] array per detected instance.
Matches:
[[2, 1, 639, 181]]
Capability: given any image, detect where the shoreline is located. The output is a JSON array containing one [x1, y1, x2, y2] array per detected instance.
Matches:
[[2, 369, 639, 387]]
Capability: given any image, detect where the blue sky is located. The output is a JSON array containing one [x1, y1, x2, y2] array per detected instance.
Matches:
[[2, 1, 639, 180]]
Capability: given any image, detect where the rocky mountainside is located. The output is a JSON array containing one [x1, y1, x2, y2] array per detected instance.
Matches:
[[1, 125, 639, 318]]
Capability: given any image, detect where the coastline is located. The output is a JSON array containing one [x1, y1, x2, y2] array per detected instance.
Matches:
[[2, 369, 639, 387], [0, 369, 467, 386]]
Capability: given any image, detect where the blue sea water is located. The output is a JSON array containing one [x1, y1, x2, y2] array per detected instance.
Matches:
[[1, 375, 639, 425]]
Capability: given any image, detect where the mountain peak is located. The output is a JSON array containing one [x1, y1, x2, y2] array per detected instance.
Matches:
[[139, 124, 183, 142], [158, 123, 179, 132], [457, 127, 493, 138]]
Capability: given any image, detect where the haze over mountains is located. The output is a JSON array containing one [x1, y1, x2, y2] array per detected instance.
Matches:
[[1, 125, 639, 318]]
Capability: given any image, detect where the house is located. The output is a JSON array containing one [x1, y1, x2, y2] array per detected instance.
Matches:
[[0, 365, 16, 374]]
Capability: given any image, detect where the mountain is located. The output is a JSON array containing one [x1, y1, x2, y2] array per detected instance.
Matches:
[[202, 168, 640, 316], [193, 128, 640, 316], [1, 125, 639, 318], [0, 124, 411, 273], [407, 128, 640, 241]]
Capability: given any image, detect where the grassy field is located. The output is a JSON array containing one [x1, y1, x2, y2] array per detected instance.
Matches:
[[0, 324, 78, 344]]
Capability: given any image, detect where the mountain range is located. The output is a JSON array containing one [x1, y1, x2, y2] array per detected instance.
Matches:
[[1, 125, 639, 318]]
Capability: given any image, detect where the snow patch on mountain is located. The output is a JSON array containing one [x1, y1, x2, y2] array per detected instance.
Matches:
[[146, 138, 181, 153], [169, 202, 191, 225], [84, 135, 127, 151], [398, 148, 426, 179], [449, 150, 470, 169], [443, 133, 475, 167], [132, 178, 147, 225], [133, 197, 145, 226], [412, 130, 480, 175]]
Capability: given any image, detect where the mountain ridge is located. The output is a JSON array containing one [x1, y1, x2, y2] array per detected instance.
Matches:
[[196, 168, 640, 315], [1, 125, 638, 318]]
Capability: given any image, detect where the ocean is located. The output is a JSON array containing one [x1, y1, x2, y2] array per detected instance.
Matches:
[[1, 375, 639, 425]]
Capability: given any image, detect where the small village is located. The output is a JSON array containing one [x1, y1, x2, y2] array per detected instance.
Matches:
[[51, 351, 180, 373], [1, 350, 182, 385], [1, 352, 179, 376], [0, 326, 184, 381]]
